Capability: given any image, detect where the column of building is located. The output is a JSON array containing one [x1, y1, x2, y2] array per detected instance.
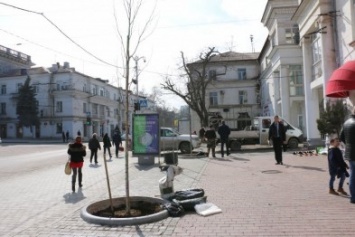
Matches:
[[318, 15, 337, 103], [272, 71, 280, 115], [280, 66, 290, 122], [301, 38, 320, 143]]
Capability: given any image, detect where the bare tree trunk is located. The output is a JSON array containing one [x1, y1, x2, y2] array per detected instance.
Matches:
[[124, 34, 131, 215]]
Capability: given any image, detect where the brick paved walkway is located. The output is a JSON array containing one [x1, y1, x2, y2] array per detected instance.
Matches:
[[1, 144, 355, 236], [173, 152, 355, 237]]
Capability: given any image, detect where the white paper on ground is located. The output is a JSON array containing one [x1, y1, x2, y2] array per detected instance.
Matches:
[[194, 203, 222, 216]]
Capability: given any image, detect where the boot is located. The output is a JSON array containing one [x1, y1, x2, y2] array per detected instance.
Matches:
[[78, 172, 83, 188], [337, 187, 348, 195], [329, 188, 339, 195], [72, 182, 75, 192]]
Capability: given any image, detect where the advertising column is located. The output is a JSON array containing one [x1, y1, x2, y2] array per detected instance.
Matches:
[[132, 113, 160, 165]]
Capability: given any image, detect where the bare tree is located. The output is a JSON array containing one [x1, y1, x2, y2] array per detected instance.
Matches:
[[113, 0, 156, 215], [161, 47, 216, 127]]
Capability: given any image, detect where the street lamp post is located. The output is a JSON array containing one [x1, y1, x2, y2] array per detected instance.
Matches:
[[133, 56, 145, 112]]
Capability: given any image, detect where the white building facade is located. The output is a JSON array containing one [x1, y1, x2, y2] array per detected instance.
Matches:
[[260, 0, 306, 134], [291, 0, 355, 143], [0, 45, 155, 141], [189, 52, 261, 131]]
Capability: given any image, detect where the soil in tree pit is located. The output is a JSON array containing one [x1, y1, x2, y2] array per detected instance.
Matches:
[[93, 201, 164, 218]]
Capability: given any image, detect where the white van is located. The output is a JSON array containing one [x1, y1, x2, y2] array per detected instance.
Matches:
[[228, 116, 304, 150]]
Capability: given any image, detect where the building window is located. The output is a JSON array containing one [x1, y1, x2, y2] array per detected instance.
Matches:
[[311, 34, 322, 64], [208, 70, 216, 80], [1, 85, 6, 94], [92, 104, 98, 115], [56, 101, 63, 112], [107, 107, 111, 117], [0, 103, 6, 115], [209, 92, 218, 106], [100, 105, 105, 116], [239, 91, 248, 104], [56, 123, 63, 134], [83, 103, 87, 113], [17, 83, 23, 93], [92, 85, 98, 95], [285, 26, 300, 44], [100, 88, 104, 96], [289, 65, 304, 96], [237, 69, 246, 80]]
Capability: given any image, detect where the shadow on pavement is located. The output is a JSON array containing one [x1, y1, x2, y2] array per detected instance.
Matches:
[[230, 157, 250, 161], [285, 165, 325, 172], [212, 157, 232, 162], [133, 163, 160, 171], [134, 225, 145, 237], [89, 164, 102, 168], [63, 189, 86, 204]]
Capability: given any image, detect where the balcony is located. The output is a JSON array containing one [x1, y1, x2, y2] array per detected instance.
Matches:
[[0, 45, 32, 65]]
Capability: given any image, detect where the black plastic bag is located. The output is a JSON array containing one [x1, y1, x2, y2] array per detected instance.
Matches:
[[164, 202, 184, 217], [173, 188, 205, 201], [173, 196, 207, 211]]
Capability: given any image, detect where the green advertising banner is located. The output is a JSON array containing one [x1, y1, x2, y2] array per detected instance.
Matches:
[[132, 113, 160, 156]]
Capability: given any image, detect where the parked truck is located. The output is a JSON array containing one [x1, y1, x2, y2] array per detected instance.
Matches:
[[221, 116, 304, 151]]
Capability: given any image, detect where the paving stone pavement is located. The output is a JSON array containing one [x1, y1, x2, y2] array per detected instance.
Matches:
[[2, 144, 355, 236]]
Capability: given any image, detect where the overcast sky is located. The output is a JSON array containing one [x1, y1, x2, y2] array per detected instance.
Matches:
[[0, 0, 268, 109]]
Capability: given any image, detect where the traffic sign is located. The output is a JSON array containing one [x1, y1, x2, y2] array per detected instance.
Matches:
[[139, 99, 148, 108]]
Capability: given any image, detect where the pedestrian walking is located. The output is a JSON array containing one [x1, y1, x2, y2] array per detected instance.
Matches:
[[218, 121, 231, 157], [77, 130, 81, 136], [268, 115, 286, 165], [62, 131, 66, 143], [66, 130, 69, 142], [340, 108, 355, 203], [112, 131, 123, 158], [103, 133, 112, 160], [67, 136, 86, 192], [199, 127, 205, 143], [88, 133, 101, 164], [204, 125, 217, 158], [328, 138, 349, 195]]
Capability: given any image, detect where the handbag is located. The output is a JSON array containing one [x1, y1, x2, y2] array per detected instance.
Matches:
[[65, 161, 71, 175], [119, 146, 124, 152]]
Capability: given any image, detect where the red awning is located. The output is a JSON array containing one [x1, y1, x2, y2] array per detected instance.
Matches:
[[326, 60, 355, 98]]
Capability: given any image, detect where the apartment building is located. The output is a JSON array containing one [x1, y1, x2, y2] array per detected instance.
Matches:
[[189, 51, 261, 131], [0, 45, 146, 141]]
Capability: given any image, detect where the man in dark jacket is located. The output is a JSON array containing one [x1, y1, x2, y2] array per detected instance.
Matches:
[[340, 110, 355, 203], [88, 133, 101, 164], [268, 115, 286, 165], [112, 131, 123, 158], [204, 125, 217, 158], [218, 121, 231, 157]]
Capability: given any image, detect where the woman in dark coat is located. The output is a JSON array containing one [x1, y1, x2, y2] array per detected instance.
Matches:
[[67, 136, 86, 192], [112, 131, 123, 158], [103, 133, 112, 160], [88, 133, 101, 164]]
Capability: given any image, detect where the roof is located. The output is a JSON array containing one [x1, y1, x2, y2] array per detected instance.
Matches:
[[188, 51, 259, 65]]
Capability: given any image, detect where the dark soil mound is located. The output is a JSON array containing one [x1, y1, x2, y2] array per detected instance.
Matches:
[[92, 201, 163, 218]]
